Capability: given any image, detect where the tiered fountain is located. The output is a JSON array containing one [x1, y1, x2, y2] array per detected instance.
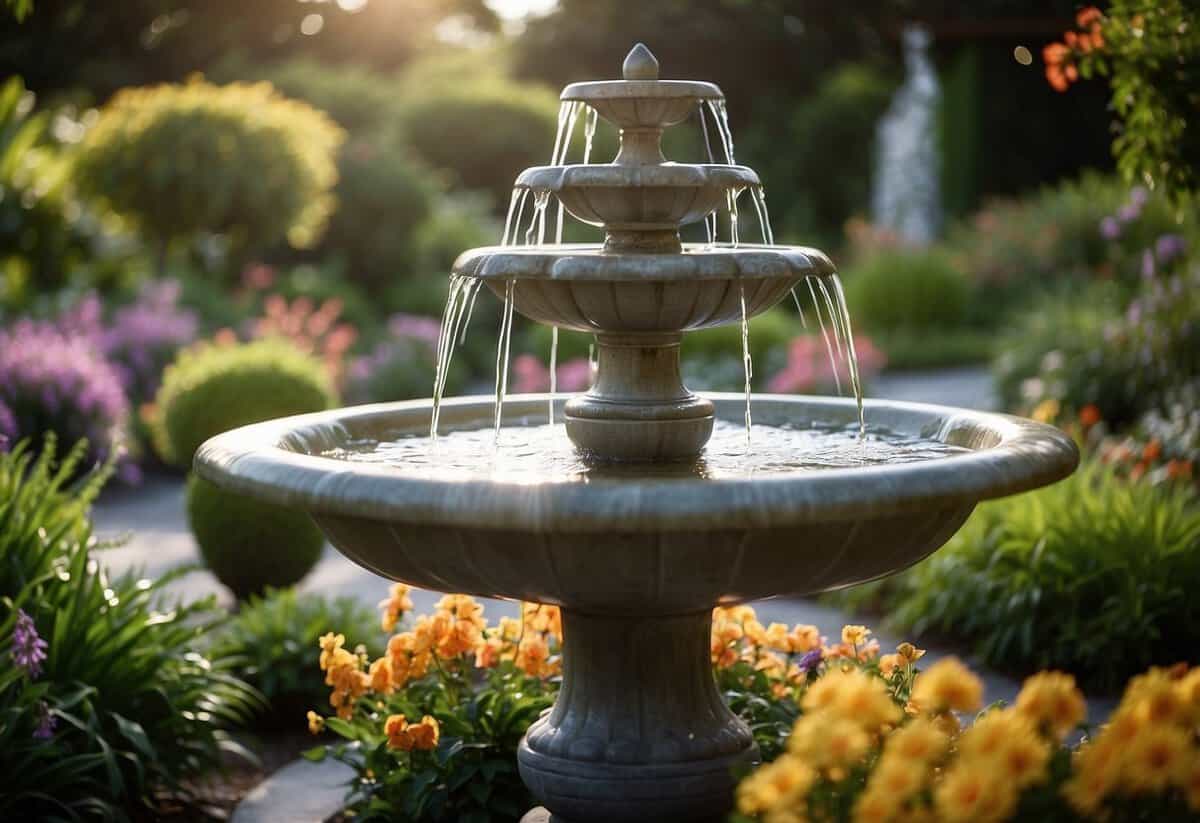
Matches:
[[197, 46, 1077, 823]]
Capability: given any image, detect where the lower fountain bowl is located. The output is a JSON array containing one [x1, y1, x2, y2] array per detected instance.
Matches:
[[193, 394, 1079, 616]]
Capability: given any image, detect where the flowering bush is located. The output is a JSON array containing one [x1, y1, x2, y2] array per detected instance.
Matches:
[[735, 656, 1200, 822], [838, 458, 1200, 693], [0, 439, 258, 820], [1096, 380, 1198, 486], [346, 313, 461, 404], [1044, 2, 1200, 198], [511, 353, 592, 394], [248, 294, 357, 385], [210, 586, 380, 729], [307, 591, 932, 817], [768, 334, 885, 395], [0, 317, 130, 470], [304, 589, 560, 820]]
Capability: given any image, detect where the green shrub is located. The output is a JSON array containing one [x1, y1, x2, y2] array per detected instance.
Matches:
[[250, 58, 402, 135], [211, 587, 380, 729], [396, 79, 560, 209], [75, 79, 344, 269], [0, 440, 259, 820], [327, 127, 442, 290], [842, 249, 973, 334], [874, 460, 1200, 692], [866, 329, 994, 370], [739, 64, 896, 247], [187, 474, 326, 601], [946, 172, 1192, 302], [153, 338, 336, 467]]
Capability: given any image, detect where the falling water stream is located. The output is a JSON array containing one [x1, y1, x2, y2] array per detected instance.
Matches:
[[430, 91, 869, 453]]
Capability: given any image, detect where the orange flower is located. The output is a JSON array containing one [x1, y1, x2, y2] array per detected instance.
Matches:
[[1043, 42, 1070, 66], [1076, 6, 1102, 28], [407, 715, 441, 751], [385, 714, 412, 750], [1079, 404, 1101, 427], [1142, 440, 1162, 461], [1166, 460, 1193, 480], [368, 656, 394, 695]]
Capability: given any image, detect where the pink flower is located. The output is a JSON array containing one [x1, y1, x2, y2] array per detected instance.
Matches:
[[767, 334, 885, 394], [511, 355, 593, 394]]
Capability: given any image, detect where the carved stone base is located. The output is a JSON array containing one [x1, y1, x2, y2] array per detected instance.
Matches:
[[518, 610, 757, 822], [564, 333, 715, 462]]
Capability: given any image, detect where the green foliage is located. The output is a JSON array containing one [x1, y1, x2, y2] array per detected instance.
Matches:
[[842, 248, 973, 333], [211, 587, 380, 728], [186, 474, 325, 601], [313, 665, 555, 821], [328, 127, 441, 290], [946, 172, 1188, 302], [395, 77, 560, 210], [741, 64, 895, 247], [0, 439, 259, 820], [877, 460, 1200, 692], [866, 329, 994, 370], [74, 79, 345, 264], [1077, 0, 1200, 199], [153, 338, 335, 466]]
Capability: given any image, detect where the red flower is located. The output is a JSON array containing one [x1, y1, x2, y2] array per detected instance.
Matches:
[[1078, 404, 1101, 427]]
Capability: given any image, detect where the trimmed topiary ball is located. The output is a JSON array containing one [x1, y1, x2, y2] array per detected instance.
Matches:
[[153, 338, 336, 466], [186, 474, 325, 601]]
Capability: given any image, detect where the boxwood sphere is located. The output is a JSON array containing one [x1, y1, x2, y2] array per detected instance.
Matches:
[[187, 474, 325, 601], [154, 338, 336, 466]]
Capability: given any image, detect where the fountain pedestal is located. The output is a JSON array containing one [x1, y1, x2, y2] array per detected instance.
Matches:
[[564, 333, 714, 461], [518, 610, 755, 822]]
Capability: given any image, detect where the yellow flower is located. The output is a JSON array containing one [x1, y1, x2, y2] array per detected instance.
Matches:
[[996, 727, 1052, 789], [871, 754, 925, 798], [1122, 724, 1191, 793], [1032, 398, 1060, 423], [788, 624, 821, 654], [911, 657, 983, 714], [765, 622, 792, 653], [736, 754, 814, 814], [852, 789, 896, 823], [1015, 671, 1086, 738], [896, 642, 925, 664], [842, 625, 871, 647], [1175, 667, 1200, 719], [832, 669, 902, 731], [318, 632, 345, 671], [515, 632, 557, 678], [1124, 667, 1185, 725], [788, 714, 871, 769], [878, 653, 901, 677], [934, 762, 1015, 823], [744, 619, 768, 647], [958, 709, 1035, 761], [378, 583, 414, 633], [306, 710, 325, 735], [368, 656, 394, 694], [1062, 737, 1121, 814], [886, 717, 949, 764]]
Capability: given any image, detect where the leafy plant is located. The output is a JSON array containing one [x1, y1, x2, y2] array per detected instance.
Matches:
[[1045, 2, 1200, 200], [735, 656, 1200, 822], [872, 459, 1200, 692], [186, 474, 326, 601], [210, 587, 380, 729], [74, 79, 345, 273], [0, 439, 259, 820], [843, 248, 974, 334], [152, 337, 336, 467], [0, 317, 130, 471]]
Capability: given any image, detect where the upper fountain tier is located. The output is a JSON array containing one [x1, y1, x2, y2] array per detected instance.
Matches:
[[515, 43, 758, 249]]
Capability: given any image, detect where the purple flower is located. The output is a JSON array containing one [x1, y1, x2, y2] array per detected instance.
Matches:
[[388, 314, 442, 350], [32, 701, 56, 740], [0, 399, 14, 452], [1155, 234, 1187, 265], [0, 319, 130, 468], [1141, 249, 1156, 280], [797, 648, 823, 674], [1129, 186, 1149, 209], [11, 609, 48, 679], [1099, 216, 1121, 240], [96, 281, 198, 403]]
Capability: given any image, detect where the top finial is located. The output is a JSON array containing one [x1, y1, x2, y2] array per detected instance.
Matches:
[[623, 43, 659, 80]]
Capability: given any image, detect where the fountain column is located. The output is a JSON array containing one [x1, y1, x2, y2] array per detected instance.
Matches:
[[519, 609, 757, 823]]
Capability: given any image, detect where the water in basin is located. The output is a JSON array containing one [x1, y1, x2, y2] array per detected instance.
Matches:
[[319, 418, 967, 483]]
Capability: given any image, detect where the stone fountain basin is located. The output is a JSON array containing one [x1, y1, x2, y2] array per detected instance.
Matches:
[[453, 243, 830, 333], [194, 394, 1078, 616], [516, 164, 758, 229], [561, 79, 722, 129]]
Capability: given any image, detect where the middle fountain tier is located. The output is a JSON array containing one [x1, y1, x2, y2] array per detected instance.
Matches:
[[452, 43, 832, 462]]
